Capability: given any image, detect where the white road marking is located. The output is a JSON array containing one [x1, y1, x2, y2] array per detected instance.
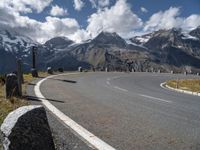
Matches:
[[160, 82, 200, 97], [113, 86, 128, 92], [106, 77, 171, 103], [34, 73, 116, 150], [160, 82, 170, 90], [139, 94, 172, 103], [106, 81, 110, 85]]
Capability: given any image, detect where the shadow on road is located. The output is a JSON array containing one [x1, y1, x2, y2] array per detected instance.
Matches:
[[25, 95, 65, 103], [27, 83, 36, 86], [51, 78, 77, 84]]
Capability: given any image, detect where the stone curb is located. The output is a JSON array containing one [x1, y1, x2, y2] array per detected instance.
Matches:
[[160, 82, 200, 97]]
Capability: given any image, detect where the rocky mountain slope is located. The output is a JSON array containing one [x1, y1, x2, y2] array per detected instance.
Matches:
[[0, 27, 200, 74]]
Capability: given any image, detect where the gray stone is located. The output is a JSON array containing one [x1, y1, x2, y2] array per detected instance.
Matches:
[[58, 68, 64, 73], [31, 68, 38, 77], [5, 73, 19, 98], [78, 67, 82, 72], [47, 67, 53, 74], [0, 105, 55, 150]]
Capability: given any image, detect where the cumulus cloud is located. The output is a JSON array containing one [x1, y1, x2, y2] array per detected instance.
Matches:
[[87, 0, 143, 38], [144, 7, 182, 32], [50, 5, 68, 16], [144, 7, 200, 32], [140, 7, 148, 13], [73, 0, 85, 11], [182, 14, 200, 31], [69, 29, 91, 43], [0, 2, 80, 43], [0, 0, 52, 13], [1, 0, 200, 44], [89, 0, 110, 9]]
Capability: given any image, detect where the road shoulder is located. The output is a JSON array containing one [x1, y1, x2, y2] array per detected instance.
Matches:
[[26, 78, 92, 150]]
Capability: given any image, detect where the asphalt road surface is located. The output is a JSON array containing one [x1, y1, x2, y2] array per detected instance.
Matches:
[[36, 72, 200, 150]]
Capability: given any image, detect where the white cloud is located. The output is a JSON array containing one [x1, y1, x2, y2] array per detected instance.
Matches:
[[98, 0, 110, 8], [140, 7, 148, 13], [73, 0, 85, 11], [144, 7, 182, 32], [182, 15, 200, 31], [89, 0, 110, 9], [69, 29, 91, 43], [50, 5, 68, 16], [87, 0, 143, 38], [144, 7, 200, 32], [0, 2, 80, 43], [0, 0, 52, 13]]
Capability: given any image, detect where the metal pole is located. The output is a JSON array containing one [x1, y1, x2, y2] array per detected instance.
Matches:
[[17, 59, 22, 96]]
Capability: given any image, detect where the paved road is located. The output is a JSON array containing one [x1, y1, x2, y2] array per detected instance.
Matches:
[[37, 72, 200, 150]]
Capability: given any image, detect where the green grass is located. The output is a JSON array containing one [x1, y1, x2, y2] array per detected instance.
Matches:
[[166, 79, 200, 93]]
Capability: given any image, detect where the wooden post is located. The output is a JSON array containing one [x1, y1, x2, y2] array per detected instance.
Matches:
[[32, 46, 36, 69], [17, 59, 22, 97]]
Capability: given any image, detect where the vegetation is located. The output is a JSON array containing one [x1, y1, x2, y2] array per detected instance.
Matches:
[[0, 72, 48, 125], [166, 79, 200, 93]]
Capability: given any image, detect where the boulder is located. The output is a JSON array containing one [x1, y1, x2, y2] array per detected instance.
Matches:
[[5, 73, 19, 98], [78, 67, 82, 72], [47, 67, 53, 74], [31, 68, 38, 77], [0, 105, 55, 150], [58, 68, 64, 73]]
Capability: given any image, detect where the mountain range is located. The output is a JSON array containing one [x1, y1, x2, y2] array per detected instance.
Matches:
[[0, 26, 200, 74]]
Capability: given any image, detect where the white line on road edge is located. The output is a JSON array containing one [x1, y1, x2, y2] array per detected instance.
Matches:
[[139, 94, 172, 103], [34, 73, 116, 150], [160, 82, 200, 97]]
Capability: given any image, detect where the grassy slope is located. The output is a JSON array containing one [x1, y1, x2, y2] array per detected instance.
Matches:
[[166, 79, 200, 93], [0, 72, 48, 125]]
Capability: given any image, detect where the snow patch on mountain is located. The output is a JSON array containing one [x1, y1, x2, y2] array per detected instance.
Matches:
[[126, 39, 148, 49], [182, 32, 199, 40]]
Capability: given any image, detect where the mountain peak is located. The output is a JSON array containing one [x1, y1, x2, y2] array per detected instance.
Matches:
[[92, 31, 126, 48], [44, 36, 74, 49]]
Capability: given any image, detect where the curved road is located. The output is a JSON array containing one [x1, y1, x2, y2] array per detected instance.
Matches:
[[38, 72, 200, 150]]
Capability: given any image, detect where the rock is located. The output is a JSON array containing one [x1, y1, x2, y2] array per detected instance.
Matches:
[[5, 73, 20, 98], [31, 68, 38, 78], [58, 68, 64, 73], [78, 67, 82, 72], [47, 67, 53, 74], [0, 105, 55, 150]]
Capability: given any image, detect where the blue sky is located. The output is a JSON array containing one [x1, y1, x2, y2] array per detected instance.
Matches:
[[28, 0, 200, 28], [0, 0, 200, 43]]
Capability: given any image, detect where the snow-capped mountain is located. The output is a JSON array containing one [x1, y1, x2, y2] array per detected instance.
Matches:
[[0, 27, 200, 74], [0, 29, 39, 73], [44, 36, 74, 50], [189, 26, 200, 39]]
